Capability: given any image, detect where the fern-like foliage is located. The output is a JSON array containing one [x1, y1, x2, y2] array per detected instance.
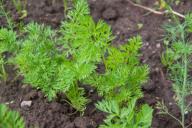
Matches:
[[15, 0, 113, 112], [13, 0, 153, 120], [0, 104, 25, 128], [85, 36, 149, 104], [0, 28, 17, 53], [59, 0, 113, 111], [96, 99, 153, 128], [84, 34, 152, 127], [15, 22, 69, 101], [161, 13, 192, 128], [0, 28, 17, 81]]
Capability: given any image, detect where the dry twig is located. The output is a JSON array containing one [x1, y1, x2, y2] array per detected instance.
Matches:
[[126, 0, 185, 18]]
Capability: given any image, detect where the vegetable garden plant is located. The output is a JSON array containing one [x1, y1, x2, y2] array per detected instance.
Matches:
[[0, 0, 153, 127], [160, 13, 192, 128]]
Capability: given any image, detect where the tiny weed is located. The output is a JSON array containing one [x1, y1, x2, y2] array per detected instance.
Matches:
[[0, 104, 25, 128], [0, 28, 17, 81], [11, 0, 27, 19], [160, 13, 192, 128], [0, 0, 14, 29]]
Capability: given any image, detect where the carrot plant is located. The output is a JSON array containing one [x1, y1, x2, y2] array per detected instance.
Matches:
[[59, 0, 113, 112], [13, 1, 153, 124], [160, 13, 192, 128], [85, 36, 153, 127], [0, 28, 17, 81], [15, 23, 65, 101], [86, 36, 148, 102], [15, 0, 112, 112], [96, 98, 153, 128], [0, 104, 25, 128]]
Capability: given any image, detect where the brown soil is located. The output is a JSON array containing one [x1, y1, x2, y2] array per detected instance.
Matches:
[[0, 0, 192, 128]]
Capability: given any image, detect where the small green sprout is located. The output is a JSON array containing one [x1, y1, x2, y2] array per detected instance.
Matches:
[[0, 28, 17, 81], [11, 0, 27, 19], [0, 104, 25, 128], [160, 13, 192, 128], [0, 0, 14, 29]]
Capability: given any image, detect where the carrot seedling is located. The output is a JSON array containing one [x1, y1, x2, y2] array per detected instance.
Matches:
[[160, 13, 192, 128]]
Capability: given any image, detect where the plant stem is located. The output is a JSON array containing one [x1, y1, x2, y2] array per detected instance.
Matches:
[[181, 53, 187, 128], [166, 111, 183, 127], [63, 0, 68, 17], [0, 1, 13, 29], [1, 63, 7, 81]]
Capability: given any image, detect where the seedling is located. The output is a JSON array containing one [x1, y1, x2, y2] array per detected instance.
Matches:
[[96, 98, 153, 128], [11, 0, 27, 19], [60, 0, 114, 112], [160, 13, 192, 128], [63, 0, 76, 17], [85, 36, 149, 103], [15, 0, 112, 112], [0, 0, 14, 29], [85, 35, 153, 127], [0, 28, 17, 81], [13, 1, 153, 124], [15, 22, 63, 101], [0, 104, 25, 128]]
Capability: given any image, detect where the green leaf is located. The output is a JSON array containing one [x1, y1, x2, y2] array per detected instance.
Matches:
[[136, 104, 153, 127], [0, 28, 17, 53], [0, 104, 25, 128]]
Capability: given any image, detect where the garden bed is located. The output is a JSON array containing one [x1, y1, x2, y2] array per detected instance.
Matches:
[[0, 0, 192, 128]]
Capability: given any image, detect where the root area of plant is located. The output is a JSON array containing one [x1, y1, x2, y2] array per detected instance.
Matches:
[[1, 0, 192, 128]]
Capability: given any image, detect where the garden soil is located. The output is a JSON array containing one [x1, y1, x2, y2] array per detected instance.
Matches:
[[0, 0, 192, 128]]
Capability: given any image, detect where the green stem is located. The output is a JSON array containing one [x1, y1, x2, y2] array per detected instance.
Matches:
[[2, 63, 7, 81], [181, 53, 187, 128], [0, 1, 13, 29], [165, 111, 183, 127], [63, 0, 68, 17]]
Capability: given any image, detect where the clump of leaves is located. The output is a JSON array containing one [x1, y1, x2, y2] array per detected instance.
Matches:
[[59, 0, 114, 111], [0, 28, 17, 53], [15, 22, 64, 101], [15, 0, 113, 112], [0, 28, 17, 81], [0, 0, 14, 29], [96, 98, 153, 128], [61, 0, 152, 125], [11, 0, 27, 19], [15, 1, 153, 123], [84, 35, 153, 127], [63, 0, 76, 16], [85, 36, 148, 103], [160, 13, 192, 128], [0, 104, 25, 128]]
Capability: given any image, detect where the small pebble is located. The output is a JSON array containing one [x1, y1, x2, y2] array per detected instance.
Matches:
[[145, 42, 149, 46], [5, 101, 14, 105], [155, 67, 159, 72], [21, 100, 32, 108], [156, 43, 161, 48], [115, 31, 120, 35], [148, 46, 152, 50], [168, 102, 173, 106], [152, 50, 156, 54]]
